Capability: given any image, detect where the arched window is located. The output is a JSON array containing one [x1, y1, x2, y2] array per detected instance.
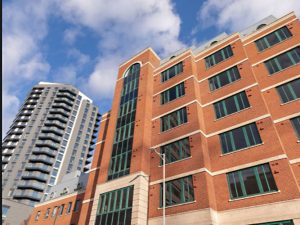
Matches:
[[257, 24, 266, 30], [123, 63, 141, 78], [210, 40, 218, 46], [170, 55, 176, 60]]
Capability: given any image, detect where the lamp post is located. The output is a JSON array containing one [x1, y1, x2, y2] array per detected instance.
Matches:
[[150, 148, 166, 225]]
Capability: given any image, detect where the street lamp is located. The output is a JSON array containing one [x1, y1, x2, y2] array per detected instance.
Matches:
[[150, 147, 166, 225]]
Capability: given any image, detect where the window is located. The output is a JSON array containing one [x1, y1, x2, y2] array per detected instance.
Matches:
[[264, 47, 300, 74], [276, 78, 300, 103], [161, 138, 190, 165], [205, 45, 233, 68], [255, 26, 292, 52], [59, 204, 64, 215], [74, 200, 81, 212], [44, 208, 50, 219], [161, 176, 194, 207], [214, 91, 250, 119], [209, 66, 241, 91], [291, 116, 300, 140], [161, 62, 183, 82], [161, 82, 185, 104], [35, 211, 41, 221], [108, 63, 140, 181], [66, 202, 72, 214], [96, 186, 133, 225], [2, 205, 9, 217], [51, 207, 57, 217], [161, 107, 187, 132], [227, 163, 278, 199], [253, 220, 294, 225], [220, 123, 262, 154]]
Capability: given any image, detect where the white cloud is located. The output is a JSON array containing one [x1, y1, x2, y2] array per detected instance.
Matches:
[[63, 28, 83, 45], [2, 0, 51, 136], [56, 0, 185, 101], [197, 0, 300, 32]]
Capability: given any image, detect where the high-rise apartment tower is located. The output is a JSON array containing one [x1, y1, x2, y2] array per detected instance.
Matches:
[[2, 82, 100, 224]]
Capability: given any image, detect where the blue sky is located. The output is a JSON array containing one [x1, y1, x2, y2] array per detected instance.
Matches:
[[3, 0, 300, 135]]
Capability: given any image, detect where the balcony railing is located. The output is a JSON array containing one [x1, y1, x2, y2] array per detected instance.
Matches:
[[21, 171, 48, 182], [39, 133, 61, 143], [35, 140, 59, 150], [29, 155, 55, 165], [17, 180, 45, 191], [32, 147, 57, 157], [13, 189, 43, 201], [25, 163, 52, 173]]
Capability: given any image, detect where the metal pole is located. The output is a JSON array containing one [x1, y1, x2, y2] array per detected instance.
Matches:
[[162, 153, 166, 225], [150, 148, 166, 225]]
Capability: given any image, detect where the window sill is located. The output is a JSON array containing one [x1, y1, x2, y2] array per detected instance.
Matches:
[[267, 62, 300, 76], [280, 98, 299, 106], [209, 78, 241, 93], [220, 142, 264, 156], [158, 200, 196, 209], [205, 55, 234, 71], [161, 71, 184, 84], [256, 36, 293, 53], [228, 190, 280, 202], [161, 94, 186, 106], [160, 122, 189, 134], [158, 156, 192, 167], [296, 140, 300, 143], [214, 106, 252, 121]]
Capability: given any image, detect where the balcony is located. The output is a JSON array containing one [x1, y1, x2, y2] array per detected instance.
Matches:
[[2, 142, 18, 149], [15, 116, 30, 122], [58, 89, 76, 96], [35, 140, 59, 150], [47, 114, 68, 123], [11, 128, 23, 135], [22, 171, 48, 182], [41, 127, 64, 136], [56, 92, 75, 101], [52, 103, 72, 112], [2, 149, 14, 156], [2, 156, 11, 163], [49, 108, 69, 118], [5, 134, 21, 141], [19, 110, 32, 116], [39, 133, 61, 143], [32, 147, 57, 157], [54, 98, 73, 107], [17, 180, 45, 191], [23, 105, 35, 110], [14, 122, 27, 128], [13, 189, 43, 201], [25, 163, 52, 173], [29, 155, 55, 165], [44, 120, 65, 129]]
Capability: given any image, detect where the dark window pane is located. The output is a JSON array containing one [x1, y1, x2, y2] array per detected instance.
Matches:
[[291, 116, 300, 140], [205, 45, 233, 68], [276, 78, 300, 103], [227, 164, 278, 199], [161, 62, 183, 82]]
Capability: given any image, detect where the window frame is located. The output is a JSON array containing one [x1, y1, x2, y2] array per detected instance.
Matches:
[[160, 137, 191, 165], [213, 91, 250, 119], [160, 82, 185, 105], [160, 175, 195, 207], [276, 78, 300, 103], [290, 116, 300, 140], [255, 26, 292, 52], [205, 45, 233, 69], [160, 107, 188, 132], [219, 122, 262, 154], [161, 62, 183, 83], [209, 66, 241, 91], [227, 163, 278, 199]]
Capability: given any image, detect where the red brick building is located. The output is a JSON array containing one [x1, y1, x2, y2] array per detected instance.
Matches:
[[27, 12, 300, 225]]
